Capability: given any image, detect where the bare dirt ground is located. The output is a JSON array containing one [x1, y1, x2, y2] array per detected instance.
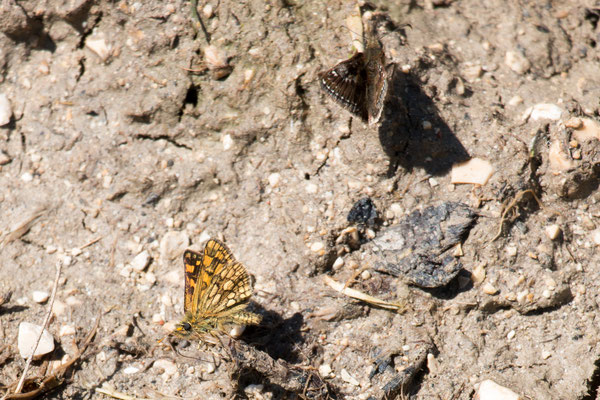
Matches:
[[2, 0, 600, 399]]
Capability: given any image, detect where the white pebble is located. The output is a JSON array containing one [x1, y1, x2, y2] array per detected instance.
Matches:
[[507, 95, 523, 106], [451, 158, 494, 185], [544, 224, 561, 240], [305, 183, 318, 194], [65, 296, 82, 306], [52, 300, 67, 316], [516, 290, 529, 303], [542, 290, 552, 299], [230, 325, 245, 338], [21, 172, 33, 182], [153, 359, 178, 379], [222, 134, 233, 150], [144, 271, 157, 285], [310, 242, 324, 253], [130, 250, 151, 272], [529, 103, 563, 121], [506, 246, 517, 257], [541, 350, 552, 360], [505, 50, 530, 74], [86, 37, 111, 61], [59, 325, 76, 336], [123, 366, 140, 374], [476, 379, 520, 400], [319, 363, 332, 378], [506, 330, 516, 340], [332, 257, 344, 270], [591, 229, 600, 246], [163, 270, 180, 285], [361, 270, 371, 280], [70, 247, 82, 256], [32, 290, 49, 303], [160, 231, 190, 261], [267, 172, 281, 188], [62, 255, 73, 266], [341, 369, 360, 386], [18, 322, 55, 359], [0, 93, 12, 126], [482, 283, 498, 295], [471, 264, 486, 284], [203, 362, 216, 373]]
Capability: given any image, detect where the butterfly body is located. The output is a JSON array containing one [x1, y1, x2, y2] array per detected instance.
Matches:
[[319, 21, 390, 125], [175, 239, 261, 340]]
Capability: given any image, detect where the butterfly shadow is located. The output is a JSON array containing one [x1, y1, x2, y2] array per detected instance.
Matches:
[[244, 305, 304, 364], [378, 70, 470, 177]]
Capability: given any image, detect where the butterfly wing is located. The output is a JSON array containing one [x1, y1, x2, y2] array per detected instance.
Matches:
[[197, 259, 253, 317], [319, 52, 368, 121], [183, 249, 203, 314], [364, 30, 389, 125]]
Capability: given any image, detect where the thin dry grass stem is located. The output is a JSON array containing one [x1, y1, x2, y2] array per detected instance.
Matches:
[[490, 189, 543, 242], [1, 207, 47, 247], [323, 276, 406, 312], [80, 236, 102, 250], [96, 384, 149, 400], [13, 263, 61, 395]]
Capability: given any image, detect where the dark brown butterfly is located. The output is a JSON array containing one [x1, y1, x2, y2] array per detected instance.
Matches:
[[319, 21, 389, 125]]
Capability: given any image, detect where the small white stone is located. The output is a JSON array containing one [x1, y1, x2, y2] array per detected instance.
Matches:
[[202, 3, 213, 18], [229, 324, 245, 338], [516, 290, 529, 303], [389, 203, 403, 218], [361, 270, 371, 280], [428, 177, 439, 187], [451, 158, 494, 185], [541, 350, 552, 360], [305, 183, 318, 194], [0, 93, 12, 126], [123, 366, 140, 374], [70, 247, 82, 256], [52, 300, 67, 316], [507, 95, 523, 106], [482, 283, 498, 295], [310, 242, 324, 253], [144, 271, 156, 285], [471, 264, 486, 284], [21, 172, 33, 182], [545, 224, 561, 240], [591, 229, 600, 246], [332, 257, 344, 270], [65, 296, 82, 306], [86, 37, 111, 61], [507, 330, 516, 340], [244, 384, 265, 396], [529, 103, 563, 121], [267, 172, 281, 188], [341, 369, 360, 386], [505, 50, 530, 74], [32, 290, 49, 303], [476, 379, 521, 400], [204, 362, 216, 373], [59, 325, 76, 336], [18, 322, 55, 359], [402, 344, 410, 352], [222, 134, 233, 150], [319, 363, 332, 378], [542, 289, 552, 298], [506, 246, 518, 257], [130, 250, 151, 272], [163, 270, 180, 285], [62, 255, 73, 266], [160, 231, 190, 261], [153, 359, 178, 379]]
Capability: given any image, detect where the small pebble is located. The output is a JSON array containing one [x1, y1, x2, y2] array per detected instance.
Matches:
[[475, 379, 520, 400], [471, 264, 486, 284], [451, 158, 494, 185], [163, 270, 181, 285], [592, 229, 600, 246], [18, 322, 55, 359], [202, 3, 213, 18], [230, 325, 245, 338], [310, 242, 324, 253], [341, 369, 360, 386], [542, 290, 552, 299], [332, 257, 344, 270], [204, 362, 216, 373], [544, 224, 561, 240], [267, 173, 281, 188], [152, 313, 164, 324], [59, 325, 76, 336], [361, 270, 371, 280], [505, 292, 517, 301], [62, 255, 73, 266], [52, 300, 67, 316], [32, 290, 49, 304], [529, 103, 563, 121], [507, 95, 523, 106], [222, 134, 233, 150], [123, 366, 140, 374], [549, 140, 574, 172], [153, 359, 178, 379], [21, 172, 33, 182], [66, 296, 82, 306], [541, 350, 552, 360], [86, 37, 111, 61], [0, 93, 12, 126], [506, 246, 517, 257], [482, 283, 498, 295], [506, 330, 516, 340], [505, 50, 530, 74], [130, 250, 151, 272], [319, 363, 333, 378], [244, 384, 265, 397], [305, 183, 318, 194], [160, 231, 190, 261]]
